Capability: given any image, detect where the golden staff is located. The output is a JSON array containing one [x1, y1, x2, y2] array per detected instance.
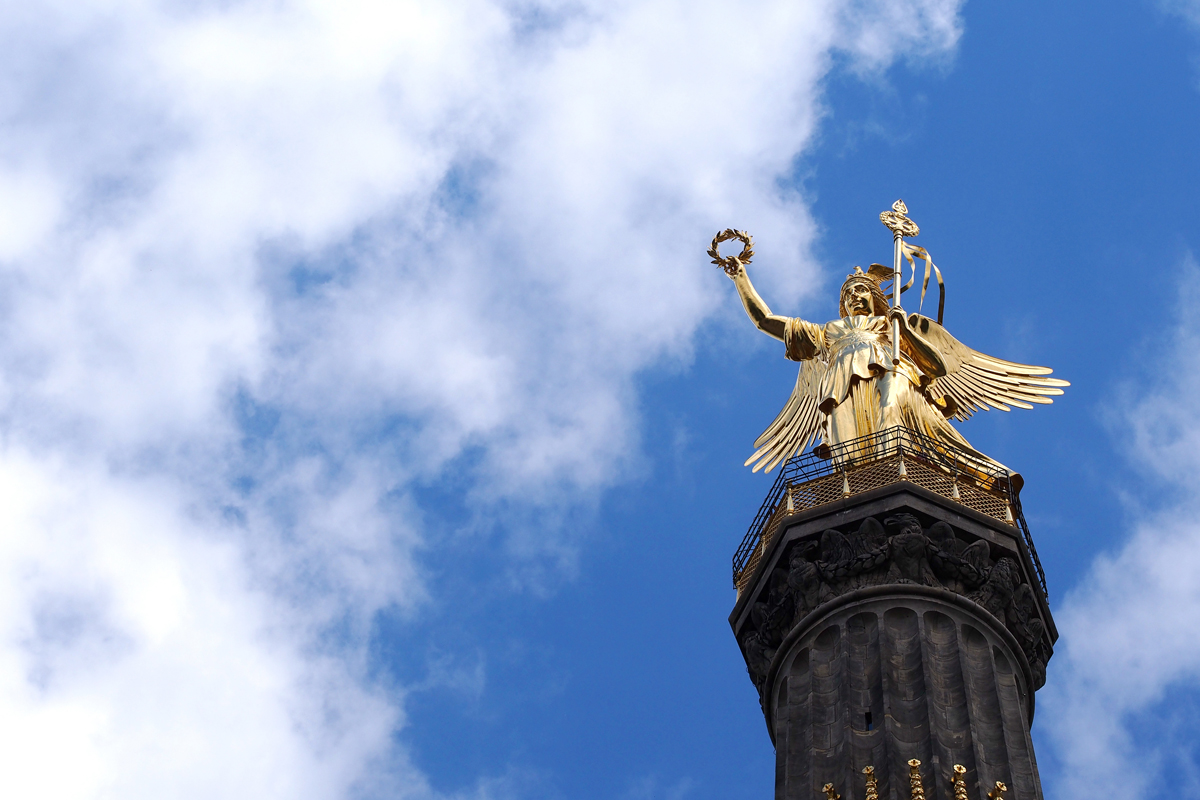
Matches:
[[879, 199, 920, 365]]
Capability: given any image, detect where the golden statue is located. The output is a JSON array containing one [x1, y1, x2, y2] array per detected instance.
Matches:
[[711, 201, 1067, 481]]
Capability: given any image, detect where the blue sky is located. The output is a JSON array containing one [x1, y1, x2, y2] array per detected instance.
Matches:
[[0, 0, 1198, 798]]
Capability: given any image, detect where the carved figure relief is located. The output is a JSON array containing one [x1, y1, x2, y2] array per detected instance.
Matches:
[[884, 513, 939, 586]]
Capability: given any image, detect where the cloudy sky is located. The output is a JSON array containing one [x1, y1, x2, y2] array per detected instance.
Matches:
[[0, 0, 1198, 798]]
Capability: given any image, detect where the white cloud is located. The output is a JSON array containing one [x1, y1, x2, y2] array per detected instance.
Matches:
[[0, 449, 417, 799], [1041, 263, 1200, 798], [0, 0, 962, 796]]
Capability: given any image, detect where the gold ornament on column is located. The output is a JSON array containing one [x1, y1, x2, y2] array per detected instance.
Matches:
[[951, 765, 969, 800], [863, 765, 880, 800], [908, 759, 926, 800]]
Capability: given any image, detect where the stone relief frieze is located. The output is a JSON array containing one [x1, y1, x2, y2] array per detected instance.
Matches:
[[738, 513, 1051, 699]]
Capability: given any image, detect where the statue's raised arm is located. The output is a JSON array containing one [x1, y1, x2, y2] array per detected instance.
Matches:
[[730, 261, 789, 342], [709, 229, 789, 342]]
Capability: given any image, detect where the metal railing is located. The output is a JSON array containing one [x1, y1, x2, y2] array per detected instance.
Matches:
[[731, 426, 1047, 597]]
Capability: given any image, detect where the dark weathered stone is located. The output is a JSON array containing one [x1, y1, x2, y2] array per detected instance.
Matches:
[[730, 484, 1055, 800]]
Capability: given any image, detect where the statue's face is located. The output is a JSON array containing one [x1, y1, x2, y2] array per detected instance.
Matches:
[[843, 282, 875, 317]]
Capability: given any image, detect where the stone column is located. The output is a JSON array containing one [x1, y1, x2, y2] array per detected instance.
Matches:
[[730, 485, 1055, 800]]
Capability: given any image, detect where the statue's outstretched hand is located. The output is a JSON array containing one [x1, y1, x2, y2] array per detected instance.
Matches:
[[888, 305, 907, 324]]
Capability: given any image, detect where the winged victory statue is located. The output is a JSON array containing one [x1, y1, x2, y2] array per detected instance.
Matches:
[[710, 201, 1067, 486]]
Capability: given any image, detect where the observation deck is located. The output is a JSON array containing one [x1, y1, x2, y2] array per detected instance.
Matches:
[[731, 427, 1046, 597]]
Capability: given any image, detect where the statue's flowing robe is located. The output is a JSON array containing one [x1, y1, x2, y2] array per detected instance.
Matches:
[[782, 314, 982, 462]]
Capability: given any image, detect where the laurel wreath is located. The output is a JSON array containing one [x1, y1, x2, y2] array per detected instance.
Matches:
[[708, 229, 754, 277]]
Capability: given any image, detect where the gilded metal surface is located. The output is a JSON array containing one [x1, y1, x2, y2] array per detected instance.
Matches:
[[908, 759, 926, 800], [862, 766, 879, 800], [951, 765, 968, 800], [821, 783, 840, 800], [714, 205, 1068, 476], [707, 228, 754, 277], [882, 199, 917, 366], [987, 781, 1008, 800], [880, 198, 920, 238]]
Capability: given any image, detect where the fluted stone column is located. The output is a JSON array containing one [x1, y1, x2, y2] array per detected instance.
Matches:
[[730, 484, 1055, 800]]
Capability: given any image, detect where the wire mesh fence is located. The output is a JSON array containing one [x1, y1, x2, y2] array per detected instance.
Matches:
[[731, 426, 1046, 597]]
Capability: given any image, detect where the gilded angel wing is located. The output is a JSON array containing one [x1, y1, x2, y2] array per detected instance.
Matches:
[[745, 358, 828, 473], [909, 314, 1068, 421]]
